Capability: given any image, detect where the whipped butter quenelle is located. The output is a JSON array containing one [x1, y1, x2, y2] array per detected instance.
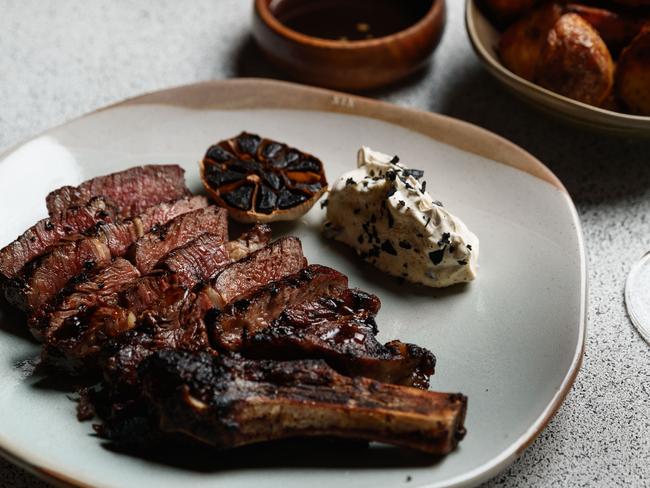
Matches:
[[323, 147, 479, 288]]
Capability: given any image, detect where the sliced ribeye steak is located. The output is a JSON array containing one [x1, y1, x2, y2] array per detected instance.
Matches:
[[130, 206, 228, 275], [5, 197, 208, 313], [0, 197, 116, 282], [46, 165, 190, 218], [206, 264, 348, 351], [100, 235, 304, 388], [45, 227, 270, 374]]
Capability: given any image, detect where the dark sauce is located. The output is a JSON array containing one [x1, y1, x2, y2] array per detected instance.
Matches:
[[272, 0, 433, 41]]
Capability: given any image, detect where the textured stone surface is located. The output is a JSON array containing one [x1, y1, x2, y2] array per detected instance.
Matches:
[[1, 0, 649, 486]]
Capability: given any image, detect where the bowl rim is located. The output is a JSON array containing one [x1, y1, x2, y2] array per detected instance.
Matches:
[[255, 0, 444, 49], [465, 0, 650, 129]]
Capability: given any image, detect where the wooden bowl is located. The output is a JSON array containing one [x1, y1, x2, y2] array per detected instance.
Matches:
[[252, 0, 446, 91]]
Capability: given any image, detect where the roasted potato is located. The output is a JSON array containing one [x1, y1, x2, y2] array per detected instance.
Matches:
[[564, 3, 647, 55], [498, 2, 563, 80], [535, 14, 614, 106], [616, 26, 650, 115], [478, 0, 540, 27]]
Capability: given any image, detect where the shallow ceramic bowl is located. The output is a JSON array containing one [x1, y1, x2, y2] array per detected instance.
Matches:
[[0, 79, 586, 488], [253, 0, 446, 91], [465, 0, 650, 134]]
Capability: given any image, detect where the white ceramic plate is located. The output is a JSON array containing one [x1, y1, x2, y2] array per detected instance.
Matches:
[[0, 79, 586, 488], [465, 0, 650, 134]]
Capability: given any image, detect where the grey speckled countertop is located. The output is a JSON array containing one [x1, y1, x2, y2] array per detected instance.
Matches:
[[1, 1, 649, 486]]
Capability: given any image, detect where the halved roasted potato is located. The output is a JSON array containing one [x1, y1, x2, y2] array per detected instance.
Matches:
[[616, 26, 650, 115], [534, 14, 614, 106], [564, 3, 647, 55], [498, 2, 563, 80], [200, 132, 328, 223]]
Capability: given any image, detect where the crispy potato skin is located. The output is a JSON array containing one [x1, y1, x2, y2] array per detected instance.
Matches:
[[498, 2, 563, 80], [534, 14, 614, 106], [616, 26, 650, 114], [479, 0, 539, 26], [565, 3, 646, 55]]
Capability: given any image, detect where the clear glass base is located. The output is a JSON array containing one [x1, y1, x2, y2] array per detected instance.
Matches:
[[625, 252, 650, 344]]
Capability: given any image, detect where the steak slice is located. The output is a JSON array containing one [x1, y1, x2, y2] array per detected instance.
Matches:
[[5, 238, 113, 312], [5, 198, 208, 313], [0, 197, 116, 281], [46, 227, 271, 374], [29, 259, 141, 341], [154, 233, 231, 290], [206, 264, 348, 351], [46, 165, 190, 218], [137, 195, 208, 231], [130, 206, 228, 275], [100, 235, 304, 388], [206, 236, 307, 308], [122, 226, 271, 315], [243, 290, 436, 388], [137, 351, 467, 455]]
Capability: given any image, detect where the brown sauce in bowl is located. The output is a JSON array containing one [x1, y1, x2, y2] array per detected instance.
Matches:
[[271, 0, 433, 41]]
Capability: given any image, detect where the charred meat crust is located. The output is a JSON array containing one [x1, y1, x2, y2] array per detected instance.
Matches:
[[206, 264, 348, 351], [0, 197, 117, 281], [46, 165, 191, 218], [29, 258, 141, 341], [241, 291, 436, 388], [138, 351, 467, 455], [5, 237, 113, 312]]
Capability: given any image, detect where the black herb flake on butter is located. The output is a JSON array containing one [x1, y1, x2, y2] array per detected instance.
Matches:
[[429, 248, 445, 265], [457, 260, 468, 265], [381, 240, 397, 256], [345, 178, 356, 187], [403, 168, 424, 180], [391, 155, 400, 164]]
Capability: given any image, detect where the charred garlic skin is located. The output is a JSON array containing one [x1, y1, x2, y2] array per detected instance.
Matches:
[[201, 132, 327, 223], [324, 147, 479, 288]]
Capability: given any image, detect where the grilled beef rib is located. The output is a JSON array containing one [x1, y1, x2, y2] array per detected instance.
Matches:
[[139, 350, 467, 454]]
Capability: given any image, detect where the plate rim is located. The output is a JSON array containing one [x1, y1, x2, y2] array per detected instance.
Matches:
[[0, 78, 587, 488], [465, 0, 650, 133]]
